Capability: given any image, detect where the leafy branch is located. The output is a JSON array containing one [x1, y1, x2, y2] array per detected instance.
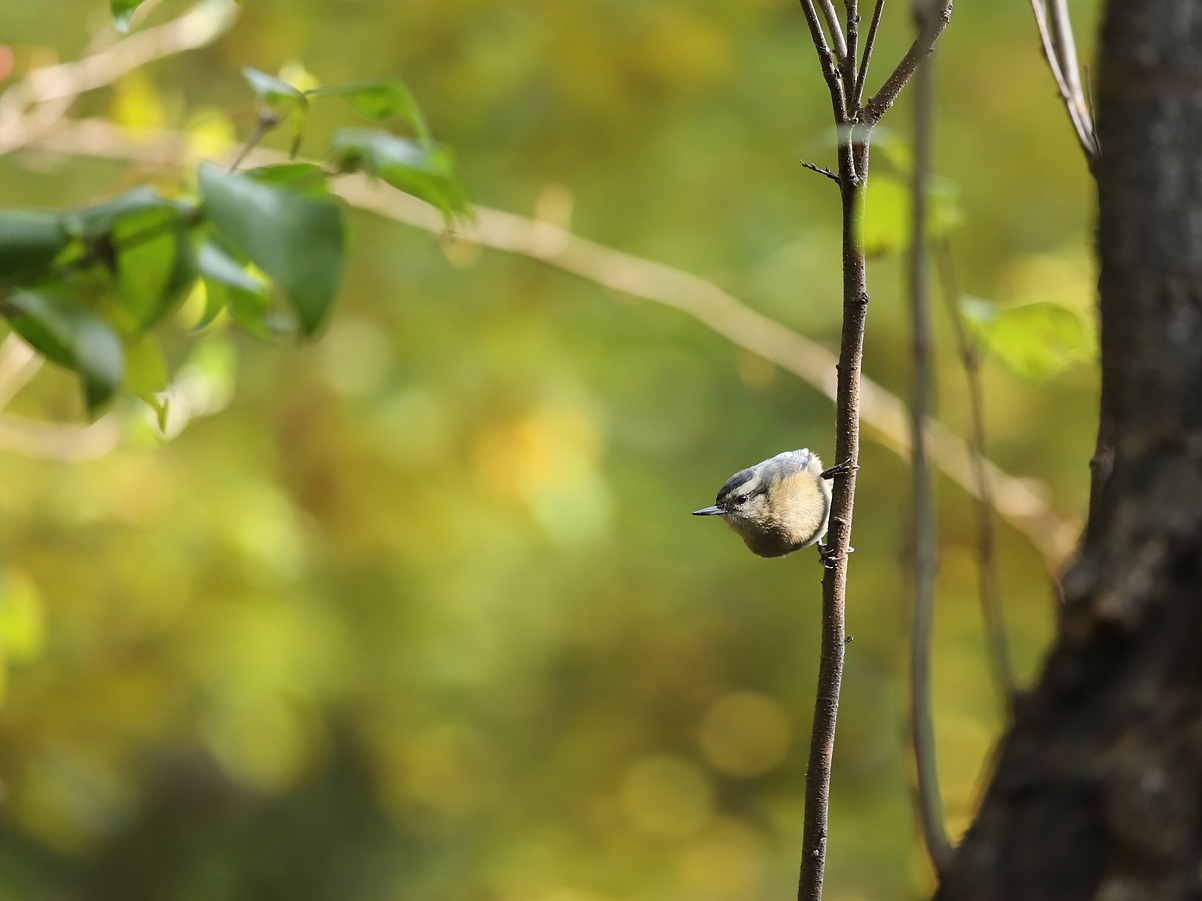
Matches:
[[0, 61, 469, 420]]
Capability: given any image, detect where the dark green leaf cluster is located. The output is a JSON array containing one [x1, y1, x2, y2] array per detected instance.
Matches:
[[242, 67, 471, 222], [0, 173, 342, 419], [0, 67, 469, 419]]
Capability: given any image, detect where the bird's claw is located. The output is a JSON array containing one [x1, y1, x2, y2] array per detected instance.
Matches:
[[821, 458, 859, 481], [818, 541, 854, 569]]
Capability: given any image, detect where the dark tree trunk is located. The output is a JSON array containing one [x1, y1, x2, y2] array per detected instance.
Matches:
[[936, 2, 1202, 900]]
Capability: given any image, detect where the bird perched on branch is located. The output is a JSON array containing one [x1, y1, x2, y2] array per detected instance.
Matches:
[[694, 448, 852, 559]]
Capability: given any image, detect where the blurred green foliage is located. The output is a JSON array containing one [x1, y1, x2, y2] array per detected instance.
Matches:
[[0, 0, 1099, 899]]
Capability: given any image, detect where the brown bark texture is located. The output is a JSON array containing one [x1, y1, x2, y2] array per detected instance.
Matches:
[[937, 2, 1202, 900]]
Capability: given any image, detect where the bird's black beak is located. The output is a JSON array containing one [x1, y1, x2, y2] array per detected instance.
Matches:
[[693, 505, 724, 516]]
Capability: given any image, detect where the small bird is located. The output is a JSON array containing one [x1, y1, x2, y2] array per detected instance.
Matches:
[[693, 449, 844, 558]]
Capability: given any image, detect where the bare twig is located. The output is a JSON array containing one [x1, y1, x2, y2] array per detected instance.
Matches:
[[935, 241, 1016, 707], [852, 0, 885, 111], [227, 115, 274, 172], [1026, 0, 1098, 167], [816, 0, 850, 63], [1047, 0, 1086, 121], [1083, 62, 1099, 149], [801, 159, 841, 182], [859, 0, 951, 126], [906, 4, 952, 872], [843, 0, 860, 106], [798, 0, 849, 123]]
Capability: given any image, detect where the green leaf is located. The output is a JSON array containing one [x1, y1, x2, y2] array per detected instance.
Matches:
[[113, 207, 198, 329], [873, 129, 914, 175], [196, 241, 272, 335], [861, 175, 964, 257], [110, 0, 146, 32], [309, 79, 432, 143], [929, 177, 965, 239], [242, 67, 309, 152], [5, 289, 124, 413], [959, 297, 1091, 382], [61, 187, 186, 240], [198, 162, 347, 337], [123, 333, 170, 414], [241, 163, 330, 198], [242, 66, 305, 106], [330, 128, 470, 220], [0, 569, 45, 665], [197, 241, 266, 295], [0, 212, 67, 280], [862, 176, 907, 258]]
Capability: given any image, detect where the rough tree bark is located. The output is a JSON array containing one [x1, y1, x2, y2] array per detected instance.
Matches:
[[937, 2, 1202, 899]]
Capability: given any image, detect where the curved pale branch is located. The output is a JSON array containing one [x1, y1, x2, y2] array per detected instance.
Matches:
[[16, 117, 1076, 565], [0, 0, 239, 156]]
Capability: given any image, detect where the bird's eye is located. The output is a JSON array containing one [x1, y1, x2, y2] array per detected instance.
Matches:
[[736, 494, 749, 505]]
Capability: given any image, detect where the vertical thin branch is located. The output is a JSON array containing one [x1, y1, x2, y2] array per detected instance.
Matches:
[[798, 131, 867, 901], [794, 1, 952, 896], [907, 0, 952, 875], [853, 0, 886, 111], [799, 0, 850, 123], [934, 242, 1017, 708], [817, 0, 850, 63], [843, 0, 860, 100]]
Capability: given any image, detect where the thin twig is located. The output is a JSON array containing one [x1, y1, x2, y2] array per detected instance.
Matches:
[[0, 0, 238, 156], [1026, 0, 1097, 167], [801, 159, 841, 182], [1083, 63, 1100, 153], [935, 240, 1016, 708], [843, 0, 859, 106], [794, 0, 875, 888], [1047, 0, 1090, 132], [816, 0, 849, 64], [859, 0, 951, 126], [906, 3, 951, 872], [853, 0, 886, 111], [798, 0, 849, 123], [1026, 1, 1072, 106], [227, 115, 274, 172]]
